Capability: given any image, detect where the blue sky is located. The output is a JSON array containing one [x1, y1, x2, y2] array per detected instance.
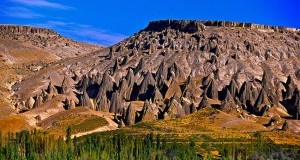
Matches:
[[0, 0, 299, 46]]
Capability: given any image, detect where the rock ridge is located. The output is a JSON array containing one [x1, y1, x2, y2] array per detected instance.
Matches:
[[144, 20, 300, 33], [0, 25, 57, 35]]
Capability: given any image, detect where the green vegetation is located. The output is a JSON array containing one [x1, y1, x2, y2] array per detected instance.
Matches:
[[0, 130, 198, 160], [0, 129, 299, 159]]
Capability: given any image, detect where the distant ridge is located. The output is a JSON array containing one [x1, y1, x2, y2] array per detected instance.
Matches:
[[0, 25, 58, 35], [144, 20, 300, 33]]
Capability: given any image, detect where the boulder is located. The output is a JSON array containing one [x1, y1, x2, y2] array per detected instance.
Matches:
[[25, 97, 35, 109]]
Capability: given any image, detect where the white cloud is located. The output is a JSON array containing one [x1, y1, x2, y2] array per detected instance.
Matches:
[[8, 0, 74, 10], [32, 21, 128, 46], [1, 7, 43, 18], [72, 29, 127, 46]]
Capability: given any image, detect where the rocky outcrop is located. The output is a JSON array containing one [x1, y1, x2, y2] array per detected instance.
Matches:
[[61, 77, 69, 94], [144, 20, 205, 33], [164, 79, 182, 100], [152, 87, 164, 104], [64, 98, 76, 110], [0, 25, 57, 35], [140, 100, 158, 122], [164, 96, 185, 118], [155, 60, 168, 87], [138, 71, 156, 100], [134, 57, 146, 75], [109, 92, 123, 114], [143, 20, 299, 34], [124, 103, 135, 125], [0, 25, 102, 58], [198, 95, 211, 109], [80, 90, 94, 109], [95, 71, 114, 103], [25, 97, 35, 109], [205, 79, 218, 99]]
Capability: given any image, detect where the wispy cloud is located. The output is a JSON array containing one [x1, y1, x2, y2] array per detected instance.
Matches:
[[33, 21, 128, 46], [0, 7, 43, 18], [72, 29, 127, 46], [8, 0, 74, 10]]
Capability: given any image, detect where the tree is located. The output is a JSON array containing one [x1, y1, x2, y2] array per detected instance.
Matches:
[[66, 126, 72, 144]]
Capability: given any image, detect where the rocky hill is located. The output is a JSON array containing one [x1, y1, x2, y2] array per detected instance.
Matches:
[[0, 24, 103, 133], [0, 25, 102, 58], [0, 20, 298, 139], [7, 20, 300, 136]]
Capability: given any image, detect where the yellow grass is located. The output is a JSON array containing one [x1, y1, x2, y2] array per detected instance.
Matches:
[[0, 115, 31, 134], [45, 113, 108, 137]]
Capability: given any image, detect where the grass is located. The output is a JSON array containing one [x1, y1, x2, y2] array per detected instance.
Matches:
[[46, 113, 109, 136], [0, 115, 31, 135], [91, 107, 300, 147], [71, 116, 109, 134]]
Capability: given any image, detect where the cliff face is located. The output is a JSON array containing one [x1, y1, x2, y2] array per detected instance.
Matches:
[[0, 25, 57, 35], [144, 20, 300, 33]]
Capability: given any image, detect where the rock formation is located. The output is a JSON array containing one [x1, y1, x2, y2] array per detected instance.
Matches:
[[9, 20, 300, 128]]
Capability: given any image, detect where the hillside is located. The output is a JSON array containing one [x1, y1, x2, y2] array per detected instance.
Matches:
[[0, 25, 102, 58], [0, 20, 299, 144], [0, 25, 103, 133]]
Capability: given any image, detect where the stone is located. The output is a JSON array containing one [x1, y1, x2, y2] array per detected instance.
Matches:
[[155, 60, 168, 87], [144, 20, 205, 33], [112, 58, 119, 73], [198, 95, 211, 109], [282, 120, 290, 131], [25, 97, 35, 109], [46, 81, 58, 97], [35, 115, 42, 121], [228, 79, 238, 97], [124, 69, 135, 100], [118, 78, 128, 100], [284, 75, 296, 100], [61, 77, 69, 94], [96, 95, 109, 112], [140, 100, 157, 122], [96, 71, 114, 103], [164, 96, 185, 118], [80, 90, 94, 109], [134, 57, 146, 75], [33, 95, 43, 108], [125, 103, 135, 125], [152, 87, 164, 104], [164, 79, 182, 100], [138, 71, 156, 99], [190, 103, 197, 113], [239, 81, 251, 105], [108, 46, 115, 60], [205, 79, 218, 99], [168, 61, 184, 80], [118, 119, 126, 128], [253, 88, 271, 115], [109, 92, 123, 114], [244, 40, 255, 52]]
